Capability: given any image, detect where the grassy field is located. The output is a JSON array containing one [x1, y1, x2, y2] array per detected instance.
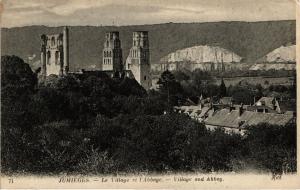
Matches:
[[216, 76, 294, 87], [151, 75, 294, 90]]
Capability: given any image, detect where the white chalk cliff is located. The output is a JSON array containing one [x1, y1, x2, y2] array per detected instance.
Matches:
[[160, 45, 242, 63], [259, 45, 296, 63], [250, 45, 296, 71]]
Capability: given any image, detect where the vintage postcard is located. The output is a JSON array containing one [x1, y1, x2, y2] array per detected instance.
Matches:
[[0, 0, 300, 189]]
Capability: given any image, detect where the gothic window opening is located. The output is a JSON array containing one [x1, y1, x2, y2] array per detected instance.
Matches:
[[144, 76, 147, 80], [55, 51, 59, 65], [51, 37, 55, 46], [47, 51, 51, 64]]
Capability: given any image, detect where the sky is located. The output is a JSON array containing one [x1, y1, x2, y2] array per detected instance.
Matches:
[[0, 0, 296, 28]]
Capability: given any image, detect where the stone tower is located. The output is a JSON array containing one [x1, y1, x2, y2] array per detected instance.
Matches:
[[102, 31, 123, 71], [40, 26, 69, 76], [125, 31, 151, 90]]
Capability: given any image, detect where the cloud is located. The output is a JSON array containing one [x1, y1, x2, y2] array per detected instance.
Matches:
[[1, 0, 296, 28]]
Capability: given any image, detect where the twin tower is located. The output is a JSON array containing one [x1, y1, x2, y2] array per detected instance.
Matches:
[[40, 27, 69, 77], [102, 31, 151, 90], [40, 28, 151, 90]]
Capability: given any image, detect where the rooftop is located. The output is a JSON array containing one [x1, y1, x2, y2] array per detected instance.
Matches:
[[205, 108, 294, 129], [255, 97, 275, 108]]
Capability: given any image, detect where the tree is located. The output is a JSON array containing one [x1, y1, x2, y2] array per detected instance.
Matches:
[[157, 70, 183, 105], [1, 55, 37, 129], [173, 70, 190, 82], [1, 55, 38, 172], [219, 78, 227, 97], [244, 123, 296, 174], [1, 55, 37, 95]]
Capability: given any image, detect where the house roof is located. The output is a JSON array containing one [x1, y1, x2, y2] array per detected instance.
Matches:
[[174, 105, 211, 118], [205, 108, 293, 129], [246, 105, 278, 113], [219, 97, 233, 105], [255, 97, 275, 109]]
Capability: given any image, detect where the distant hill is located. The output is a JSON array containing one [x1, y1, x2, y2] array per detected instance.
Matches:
[[1, 21, 295, 71]]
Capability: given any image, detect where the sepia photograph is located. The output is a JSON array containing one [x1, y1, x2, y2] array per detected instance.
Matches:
[[0, 0, 299, 188]]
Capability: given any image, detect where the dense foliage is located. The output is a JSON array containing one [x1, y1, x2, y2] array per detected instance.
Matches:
[[173, 69, 296, 105], [1, 56, 296, 175]]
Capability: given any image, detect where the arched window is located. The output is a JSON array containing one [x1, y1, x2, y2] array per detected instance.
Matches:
[[106, 41, 109, 47], [51, 37, 55, 46], [55, 51, 59, 65], [144, 76, 147, 80], [47, 51, 51, 64]]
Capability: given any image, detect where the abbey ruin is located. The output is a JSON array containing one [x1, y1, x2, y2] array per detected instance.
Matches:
[[125, 31, 151, 90], [101, 31, 123, 72], [40, 27, 152, 90], [40, 27, 69, 76]]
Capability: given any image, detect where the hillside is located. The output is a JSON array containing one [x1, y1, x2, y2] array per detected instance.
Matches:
[[1, 21, 295, 71]]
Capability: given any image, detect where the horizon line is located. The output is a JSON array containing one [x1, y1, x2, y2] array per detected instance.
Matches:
[[2, 19, 296, 29]]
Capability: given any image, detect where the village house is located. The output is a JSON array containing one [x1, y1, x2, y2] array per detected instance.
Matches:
[[247, 97, 296, 115], [175, 95, 295, 135], [205, 105, 295, 135]]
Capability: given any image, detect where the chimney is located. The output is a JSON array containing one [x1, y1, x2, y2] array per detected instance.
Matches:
[[229, 102, 234, 112], [209, 101, 213, 109], [239, 103, 244, 116]]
